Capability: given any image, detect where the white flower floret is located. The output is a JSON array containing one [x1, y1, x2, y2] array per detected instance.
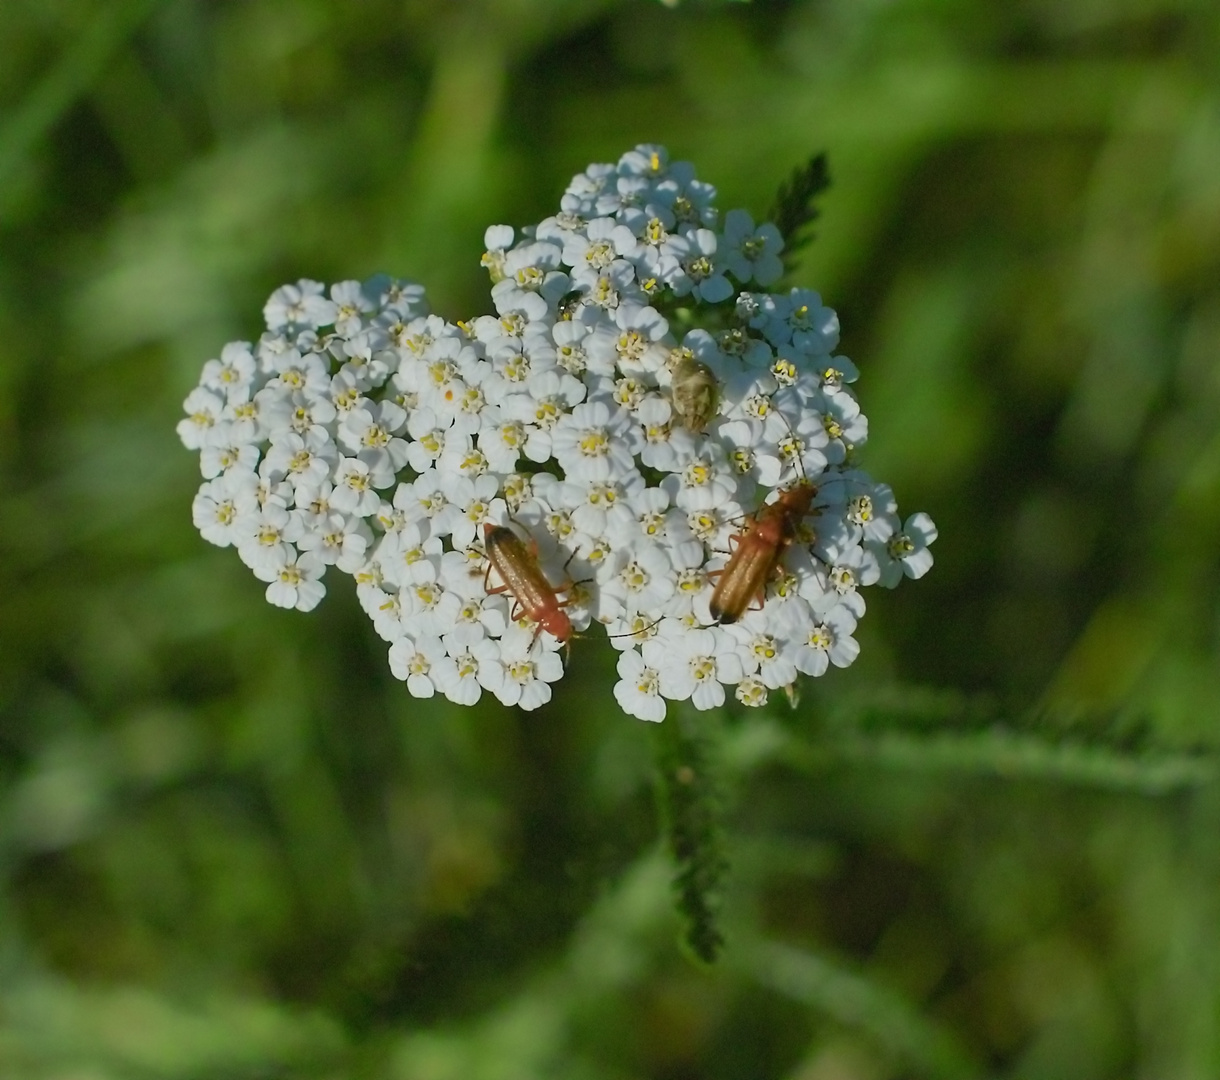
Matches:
[[661, 446, 739, 512], [498, 239, 570, 301], [806, 542, 875, 619], [265, 347, 332, 399], [717, 419, 784, 488], [340, 397, 408, 451], [222, 392, 268, 444], [476, 410, 529, 472], [791, 604, 860, 676], [654, 625, 746, 710], [552, 321, 592, 376], [261, 429, 336, 489], [570, 261, 637, 316], [815, 387, 868, 461], [388, 634, 449, 698], [596, 538, 676, 618], [191, 470, 260, 547], [438, 543, 495, 600], [264, 279, 338, 331], [613, 648, 666, 722], [378, 525, 443, 589], [481, 224, 515, 282], [723, 613, 799, 689], [502, 368, 586, 433], [784, 289, 841, 356], [392, 469, 451, 530], [356, 581, 402, 642], [445, 594, 510, 647], [734, 676, 769, 708], [562, 217, 641, 276], [442, 472, 506, 551], [263, 278, 336, 329], [663, 228, 733, 304], [178, 387, 225, 450], [550, 400, 642, 482], [261, 388, 335, 444], [434, 639, 501, 706], [297, 513, 372, 573], [375, 275, 427, 318], [330, 279, 376, 337], [435, 434, 490, 483], [237, 498, 301, 578], [404, 407, 449, 472], [399, 580, 463, 640], [875, 512, 938, 587], [637, 395, 699, 472], [262, 548, 327, 612], [199, 425, 260, 479], [491, 626, 565, 710], [329, 456, 381, 516], [335, 330, 395, 390], [554, 474, 639, 541], [844, 482, 897, 545], [329, 368, 368, 420], [720, 209, 784, 286], [200, 341, 257, 399]]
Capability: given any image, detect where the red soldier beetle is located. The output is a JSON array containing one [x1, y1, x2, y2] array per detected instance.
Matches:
[[482, 523, 576, 644], [480, 523, 662, 650], [707, 479, 817, 624]]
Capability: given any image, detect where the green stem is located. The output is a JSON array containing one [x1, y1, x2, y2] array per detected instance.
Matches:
[[652, 703, 728, 963]]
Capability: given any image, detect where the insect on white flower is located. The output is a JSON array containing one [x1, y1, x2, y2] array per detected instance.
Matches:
[[179, 146, 936, 715]]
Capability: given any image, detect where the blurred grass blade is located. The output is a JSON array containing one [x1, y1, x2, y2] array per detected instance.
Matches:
[[782, 729, 1219, 795], [741, 939, 983, 1080], [0, 0, 163, 192]]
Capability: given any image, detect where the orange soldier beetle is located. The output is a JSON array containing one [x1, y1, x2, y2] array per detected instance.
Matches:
[[482, 523, 575, 643], [707, 479, 817, 624], [480, 523, 662, 649]]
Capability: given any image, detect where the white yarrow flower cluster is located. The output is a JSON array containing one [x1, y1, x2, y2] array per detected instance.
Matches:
[[180, 146, 936, 717]]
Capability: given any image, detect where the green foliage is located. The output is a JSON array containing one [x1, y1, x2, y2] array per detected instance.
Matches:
[[768, 152, 832, 278], [3, 0, 1220, 1077]]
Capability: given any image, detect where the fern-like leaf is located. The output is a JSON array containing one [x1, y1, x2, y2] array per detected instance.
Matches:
[[768, 152, 831, 276]]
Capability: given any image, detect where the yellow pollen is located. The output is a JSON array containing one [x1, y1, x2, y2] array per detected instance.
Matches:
[[753, 638, 777, 660], [890, 534, 915, 557], [579, 430, 609, 456]]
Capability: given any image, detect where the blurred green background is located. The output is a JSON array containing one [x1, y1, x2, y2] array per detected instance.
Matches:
[[3, 0, 1220, 1076]]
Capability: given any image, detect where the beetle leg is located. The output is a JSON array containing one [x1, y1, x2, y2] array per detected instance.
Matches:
[[483, 556, 512, 597]]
